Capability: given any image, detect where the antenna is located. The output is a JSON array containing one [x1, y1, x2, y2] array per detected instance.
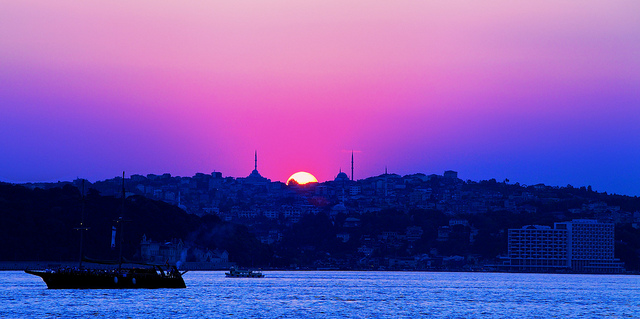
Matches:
[[75, 179, 89, 268]]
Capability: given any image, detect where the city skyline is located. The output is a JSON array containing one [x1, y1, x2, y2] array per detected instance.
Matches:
[[1, 1, 639, 195]]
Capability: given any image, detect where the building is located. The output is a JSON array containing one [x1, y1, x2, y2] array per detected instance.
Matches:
[[406, 226, 424, 242], [443, 170, 458, 179], [437, 226, 450, 241], [239, 151, 271, 186], [140, 235, 186, 264], [501, 220, 624, 273], [554, 219, 624, 273], [506, 225, 568, 271], [334, 170, 350, 182]]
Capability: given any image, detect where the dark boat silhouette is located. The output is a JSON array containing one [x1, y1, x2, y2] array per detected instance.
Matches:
[[25, 264, 186, 289], [25, 174, 187, 289]]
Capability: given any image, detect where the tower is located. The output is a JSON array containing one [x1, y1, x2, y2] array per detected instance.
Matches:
[[245, 150, 270, 185], [351, 150, 354, 181]]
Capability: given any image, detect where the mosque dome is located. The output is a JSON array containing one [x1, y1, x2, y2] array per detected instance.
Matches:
[[335, 171, 350, 182], [248, 169, 263, 178]]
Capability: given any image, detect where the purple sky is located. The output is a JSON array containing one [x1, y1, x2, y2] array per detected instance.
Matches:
[[1, 1, 640, 195]]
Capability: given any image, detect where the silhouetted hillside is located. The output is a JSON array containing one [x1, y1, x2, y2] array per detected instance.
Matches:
[[4, 177, 640, 271], [0, 183, 270, 266]]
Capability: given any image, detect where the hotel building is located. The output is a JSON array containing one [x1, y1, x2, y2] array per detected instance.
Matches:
[[502, 219, 625, 273]]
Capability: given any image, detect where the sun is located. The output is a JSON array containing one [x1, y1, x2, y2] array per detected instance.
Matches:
[[287, 172, 318, 185]]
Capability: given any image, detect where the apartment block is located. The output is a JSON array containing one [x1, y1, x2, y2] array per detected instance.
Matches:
[[502, 219, 624, 273], [507, 225, 568, 271], [554, 219, 623, 273]]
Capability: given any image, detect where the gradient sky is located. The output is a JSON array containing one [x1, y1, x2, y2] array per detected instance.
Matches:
[[1, 1, 639, 195]]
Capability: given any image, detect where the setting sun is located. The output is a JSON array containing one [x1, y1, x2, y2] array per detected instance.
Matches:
[[286, 172, 318, 185]]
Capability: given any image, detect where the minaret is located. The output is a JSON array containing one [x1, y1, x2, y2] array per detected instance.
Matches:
[[351, 150, 354, 181], [384, 169, 388, 197]]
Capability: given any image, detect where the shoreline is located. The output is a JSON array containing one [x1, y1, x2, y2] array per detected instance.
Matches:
[[2, 261, 637, 275], [0, 261, 231, 271]]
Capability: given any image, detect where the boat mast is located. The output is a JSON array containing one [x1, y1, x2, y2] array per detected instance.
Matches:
[[75, 179, 89, 268], [118, 171, 125, 270]]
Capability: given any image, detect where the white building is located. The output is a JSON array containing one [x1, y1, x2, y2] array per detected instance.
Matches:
[[140, 235, 186, 264], [507, 225, 568, 271], [502, 220, 624, 273], [554, 219, 623, 273]]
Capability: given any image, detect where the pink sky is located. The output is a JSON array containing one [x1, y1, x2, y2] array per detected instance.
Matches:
[[1, 1, 639, 194]]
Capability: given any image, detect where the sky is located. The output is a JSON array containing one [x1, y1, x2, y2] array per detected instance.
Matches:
[[1, 1, 639, 195]]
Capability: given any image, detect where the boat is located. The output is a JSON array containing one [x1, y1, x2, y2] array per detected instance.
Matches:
[[225, 267, 264, 278], [25, 174, 187, 289], [25, 265, 186, 289]]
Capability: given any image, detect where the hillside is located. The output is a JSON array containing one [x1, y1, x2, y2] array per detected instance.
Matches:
[[0, 183, 270, 266]]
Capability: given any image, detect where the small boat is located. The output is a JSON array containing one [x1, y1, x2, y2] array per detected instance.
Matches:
[[225, 267, 264, 278]]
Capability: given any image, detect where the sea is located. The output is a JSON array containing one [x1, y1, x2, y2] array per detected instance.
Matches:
[[2, 270, 638, 318]]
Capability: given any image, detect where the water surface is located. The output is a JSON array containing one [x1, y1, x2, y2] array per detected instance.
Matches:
[[2, 271, 638, 318]]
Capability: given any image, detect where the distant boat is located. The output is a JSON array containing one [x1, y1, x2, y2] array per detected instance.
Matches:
[[225, 267, 264, 278], [25, 174, 187, 289]]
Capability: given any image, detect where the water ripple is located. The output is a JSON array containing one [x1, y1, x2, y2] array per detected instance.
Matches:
[[2, 271, 639, 318]]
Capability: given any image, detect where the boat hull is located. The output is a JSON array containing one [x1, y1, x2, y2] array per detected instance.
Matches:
[[25, 270, 186, 289], [225, 273, 264, 278], [225, 268, 264, 278]]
